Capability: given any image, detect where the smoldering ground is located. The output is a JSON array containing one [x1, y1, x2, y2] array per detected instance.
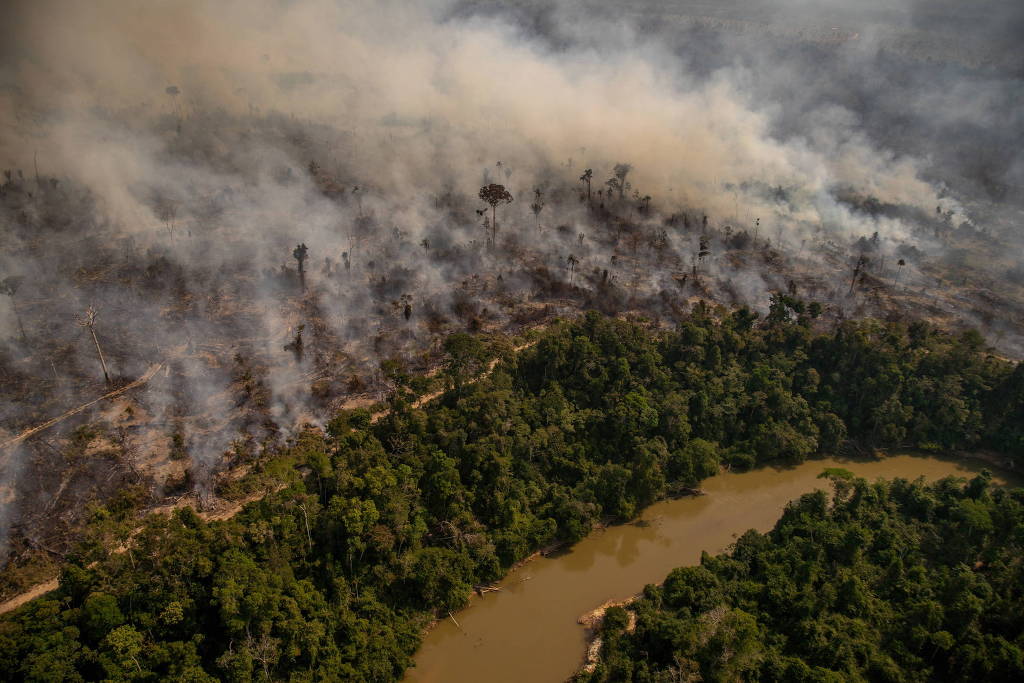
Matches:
[[1, 0, 1022, 564]]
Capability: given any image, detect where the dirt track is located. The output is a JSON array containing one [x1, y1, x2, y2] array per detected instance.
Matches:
[[0, 340, 536, 616]]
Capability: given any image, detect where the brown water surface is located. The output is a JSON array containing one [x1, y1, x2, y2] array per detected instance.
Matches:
[[406, 454, 1017, 683]]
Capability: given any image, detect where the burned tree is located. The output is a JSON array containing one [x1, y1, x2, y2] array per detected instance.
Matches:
[[293, 243, 309, 290], [478, 183, 513, 247], [1, 275, 26, 342], [352, 186, 364, 218], [165, 85, 182, 129], [698, 235, 710, 263], [530, 187, 545, 230], [579, 168, 593, 204], [77, 306, 111, 384], [566, 254, 580, 286], [284, 324, 305, 362], [611, 163, 632, 201], [849, 255, 869, 296], [894, 258, 906, 289]]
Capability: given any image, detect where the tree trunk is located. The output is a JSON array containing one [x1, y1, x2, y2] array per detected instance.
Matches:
[[89, 326, 111, 384], [14, 304, 26, 343]]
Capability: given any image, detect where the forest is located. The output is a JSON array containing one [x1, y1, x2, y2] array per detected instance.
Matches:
[[0, 308, 1021, 681], [575, 471, 1024, 681]]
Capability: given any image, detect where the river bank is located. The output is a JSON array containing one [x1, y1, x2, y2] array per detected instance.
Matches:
[[405, 452, 1019, 683]]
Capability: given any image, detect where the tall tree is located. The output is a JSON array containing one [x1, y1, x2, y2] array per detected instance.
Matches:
[[612, 163, 632, 201], [478, 184, 513, 247], [579, 169, 593, 205]]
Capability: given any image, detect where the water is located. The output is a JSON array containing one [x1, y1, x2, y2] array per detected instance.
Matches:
[[406, 454, 1017, 683]]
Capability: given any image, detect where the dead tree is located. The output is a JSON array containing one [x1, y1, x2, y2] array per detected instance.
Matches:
[[849, 255, 869, 296], [284, 324, 305, 363], [352, 186, 364, 217], [530, 188, 545, 231], [478, 184, 513, 247], [398, 293, 413, 321], [78, 306, 111, 384], [567, 254, 579, 286], [1, 275, 26, 342], [293, 243, 309, 290], [698, 235, 710, 263]]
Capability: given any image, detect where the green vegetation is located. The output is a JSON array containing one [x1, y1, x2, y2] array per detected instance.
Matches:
[[1, 305, 1022, 681], [577, 472, 1024, 682]]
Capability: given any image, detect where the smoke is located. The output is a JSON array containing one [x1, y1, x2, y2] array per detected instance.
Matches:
[[2, 0, 997, 220], [1, 0, 1022, 559]]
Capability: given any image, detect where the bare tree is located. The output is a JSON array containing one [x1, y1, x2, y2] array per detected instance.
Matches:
[[478, 184, 513, 246], [77, 306, 111, 384]]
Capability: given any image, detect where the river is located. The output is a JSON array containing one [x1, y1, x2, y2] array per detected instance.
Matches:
[[405, 453, 1017, 683]]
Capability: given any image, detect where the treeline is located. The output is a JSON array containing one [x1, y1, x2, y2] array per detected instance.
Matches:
[[0, 305, 1021, 681], [576, 472, 1024, 681]]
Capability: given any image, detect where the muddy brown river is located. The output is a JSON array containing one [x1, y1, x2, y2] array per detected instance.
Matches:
[[405, 454, 1017, 683]]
